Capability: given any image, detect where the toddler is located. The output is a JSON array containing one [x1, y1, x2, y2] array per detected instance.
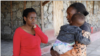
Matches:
[[53, 13, 90, 54]]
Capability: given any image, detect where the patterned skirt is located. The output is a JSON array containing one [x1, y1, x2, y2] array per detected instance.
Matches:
[[60, 32, 90, 56], [60, 41, 86, 56]]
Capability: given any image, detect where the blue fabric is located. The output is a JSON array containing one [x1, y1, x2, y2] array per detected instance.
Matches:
[[57, 24, 90, 45]]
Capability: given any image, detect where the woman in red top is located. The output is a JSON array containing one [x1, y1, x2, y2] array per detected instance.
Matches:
[[13, 8, 48, 56]]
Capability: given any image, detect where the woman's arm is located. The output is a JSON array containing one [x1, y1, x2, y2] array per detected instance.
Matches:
[[13, 28, 21, 56], [34, 25, 48, 44]]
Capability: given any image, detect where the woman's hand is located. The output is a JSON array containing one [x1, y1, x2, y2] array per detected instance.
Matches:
[[33, 24, 36, 28], [50, 50, 60, 56]]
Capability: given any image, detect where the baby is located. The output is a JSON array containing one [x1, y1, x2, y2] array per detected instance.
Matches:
[[53, 13, 90, 54]]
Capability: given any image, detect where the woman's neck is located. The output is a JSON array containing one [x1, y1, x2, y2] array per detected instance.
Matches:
[[24, 24, 33, 31]]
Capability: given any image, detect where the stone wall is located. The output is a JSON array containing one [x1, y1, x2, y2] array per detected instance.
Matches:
[[63, 1, 100, 32], [86, 1, 100, 31], [1, 1, 100, 40], [43, 1, 100, 33], [1, 1, 12, 40], [1, 1, 41, 40], [63, 1, 71, 24], [43, 1, 100, 34], [43, 2, 53, 31]]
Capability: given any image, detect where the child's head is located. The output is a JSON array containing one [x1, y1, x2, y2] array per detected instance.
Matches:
[[71, 13, 85, 26]]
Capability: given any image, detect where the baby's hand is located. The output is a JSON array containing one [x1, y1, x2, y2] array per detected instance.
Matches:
[[83, 31, 90, 38], [82, 30, 85, 34]]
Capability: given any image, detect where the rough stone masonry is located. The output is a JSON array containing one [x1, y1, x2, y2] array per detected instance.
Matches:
[[1, 1, 100, 40]]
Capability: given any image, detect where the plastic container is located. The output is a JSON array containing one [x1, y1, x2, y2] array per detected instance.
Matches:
[[91, 27, 93, 33]]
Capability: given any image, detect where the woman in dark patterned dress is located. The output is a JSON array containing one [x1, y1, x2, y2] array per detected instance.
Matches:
[[51, 2, 91, 56]]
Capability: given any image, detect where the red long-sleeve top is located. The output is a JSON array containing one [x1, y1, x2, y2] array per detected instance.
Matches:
[[13, 25, 48, 56]]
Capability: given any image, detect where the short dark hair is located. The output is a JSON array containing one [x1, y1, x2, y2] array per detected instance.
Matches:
[[22, 8, 37, 24], [71, 13, 85, 22], [69, 2, 89, 16]]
